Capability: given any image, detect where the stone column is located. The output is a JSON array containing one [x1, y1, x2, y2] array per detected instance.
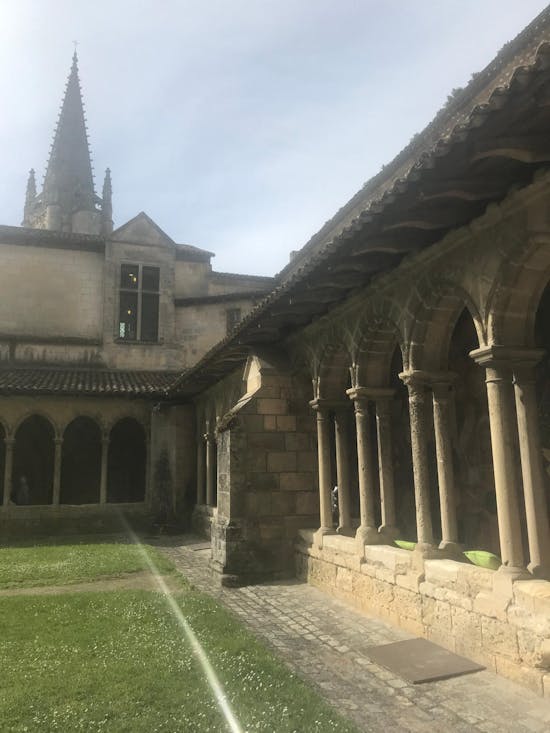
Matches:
[[513, 359, 550, 578], [52, 437, 63, 506], [333, 408, 353, 534], [432, 379, 461, 555], [205, 432, 217, 507], [100, 435, 109, 504], [145, 436, 152, 506], [3, 437, 14, 506], [399, 373, 435, 552], [373, 390, 399, 541], [346, 388, 380, 545], [310, 400, 334, 546], [471, 348, 526, 576], [196, 435, 206, 505]]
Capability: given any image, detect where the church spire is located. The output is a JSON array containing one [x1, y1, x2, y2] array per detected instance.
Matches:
[[42, 51, 96, 221], [23, 52, 112, 234]]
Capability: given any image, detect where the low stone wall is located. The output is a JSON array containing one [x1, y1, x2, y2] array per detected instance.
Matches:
[[0, 503, 150, 540], [295, 531, 550, 697]]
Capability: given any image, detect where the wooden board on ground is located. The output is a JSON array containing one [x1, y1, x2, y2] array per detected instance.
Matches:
[[365, 637, 485, 684]]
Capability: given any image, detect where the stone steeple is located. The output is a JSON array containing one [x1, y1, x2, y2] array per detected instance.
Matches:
[[23, 52, 112, 235]]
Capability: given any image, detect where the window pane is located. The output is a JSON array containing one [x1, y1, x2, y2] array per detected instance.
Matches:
[[142, 266, 160, 292], [226, 308, 241, 334], [118, 292, 138, 340], [120, 264, 139, 289], [141, 293, 159, 341]]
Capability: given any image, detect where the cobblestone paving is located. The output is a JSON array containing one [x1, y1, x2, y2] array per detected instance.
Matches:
[[152, 536, 550, 733]]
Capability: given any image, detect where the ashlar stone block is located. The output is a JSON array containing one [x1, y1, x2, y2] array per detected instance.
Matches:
[[267, 451, 297, 472], [481, 616, 520, 661]]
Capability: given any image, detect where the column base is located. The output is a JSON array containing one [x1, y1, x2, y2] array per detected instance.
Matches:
[[438, 540, 464, 559], [355, 525, 381, 549], [493, 564, 530, 600], [378, 524, 400, 542], [527, 561, 550, 580], [337, 525, 356, 537], [412, 541, 440, 566], [497, 563, 530, 580], [314, 526, 336, 548]]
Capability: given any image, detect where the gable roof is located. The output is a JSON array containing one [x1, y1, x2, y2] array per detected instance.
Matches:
[[111, 211, 176, 246]]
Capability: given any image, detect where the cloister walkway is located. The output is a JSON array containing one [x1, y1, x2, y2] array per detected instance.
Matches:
[[154, 535, 550, 733]]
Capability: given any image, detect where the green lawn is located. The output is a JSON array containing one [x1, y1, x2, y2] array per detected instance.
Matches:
[[0, 541, 358, 733], [0, 542, 174, 589]]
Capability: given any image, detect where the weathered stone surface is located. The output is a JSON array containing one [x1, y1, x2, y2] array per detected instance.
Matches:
[[279, 472, 313, 491], [364, 544, 412, 573], [424, 559, 460, 587], [267, 451, 297, 472], [276, 415, 297, 431], [256, 398, 288, 415], [422, 597, 452, 633], [495, 657, 544, 696], [295, 492, 318, 515], [247, 431, 285, 450], [481, 617, 520, 661]]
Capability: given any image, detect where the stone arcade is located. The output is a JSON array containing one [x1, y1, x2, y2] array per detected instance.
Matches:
[[3, 11, 550, 697], [0, 52, 274, 534]]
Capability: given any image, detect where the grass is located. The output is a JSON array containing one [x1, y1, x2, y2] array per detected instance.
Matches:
[[0, 541, 359, 733], [0, 542, 174, 589]]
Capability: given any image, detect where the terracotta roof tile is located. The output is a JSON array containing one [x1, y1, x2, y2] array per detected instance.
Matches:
[[0, 367, 178, 397]]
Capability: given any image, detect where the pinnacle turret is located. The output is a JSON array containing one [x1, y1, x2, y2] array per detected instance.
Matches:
[[102, 168, 113, 234], [22, 169, 37, 226]]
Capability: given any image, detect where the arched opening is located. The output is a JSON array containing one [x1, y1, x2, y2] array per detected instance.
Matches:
[[318, 347, 358, 530], [389, 345, 416, 541], [449, 308, 498, 553], [534, 282, 550, 531], [61, 417, 101, 504], [13, 415, 54, 505], [0, 423, 5, 502], [107, 418, 146, 503]]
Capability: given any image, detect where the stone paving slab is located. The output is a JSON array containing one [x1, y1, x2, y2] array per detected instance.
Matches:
[[152, 536, 550, 733]]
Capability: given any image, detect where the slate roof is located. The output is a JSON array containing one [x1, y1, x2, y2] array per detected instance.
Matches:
[[0, 368, 179, 397]]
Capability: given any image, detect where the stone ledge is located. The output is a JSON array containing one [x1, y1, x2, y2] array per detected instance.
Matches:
[[364, 544, 412, 572], [513, 578, 550, 615], [322, 533, 356, 555]]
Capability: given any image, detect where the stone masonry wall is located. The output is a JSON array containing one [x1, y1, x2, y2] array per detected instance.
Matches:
[[210, 365, 319, 584], [296, 532, 550, 698]]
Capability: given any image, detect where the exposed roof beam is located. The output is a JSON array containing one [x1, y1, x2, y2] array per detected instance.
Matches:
[[472, 136, 550, 163]]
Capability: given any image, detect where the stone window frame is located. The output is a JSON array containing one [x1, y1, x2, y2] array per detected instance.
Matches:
[[116, 262, 161, 343], [226, 307, 242, 335]]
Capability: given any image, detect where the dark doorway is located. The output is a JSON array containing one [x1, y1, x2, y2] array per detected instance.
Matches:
[[0, 423, 5, 502], [61, 417, 101, 504], [13, 415, 54, 505], [107, 418, 146, 503]]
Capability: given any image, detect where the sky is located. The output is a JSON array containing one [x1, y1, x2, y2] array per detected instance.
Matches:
[[0, 1, 548, 276]]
